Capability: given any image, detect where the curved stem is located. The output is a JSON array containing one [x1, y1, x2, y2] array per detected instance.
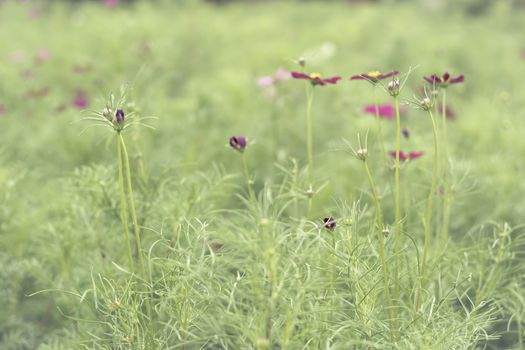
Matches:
[[117, 134, 134, 273], [119, 133, 147, 281], [241, 152, 255, 202], [416, 109, 439, 311]]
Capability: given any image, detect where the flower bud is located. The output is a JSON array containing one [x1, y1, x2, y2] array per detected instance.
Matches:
[[402, 128, 410, 139], [229, 136, 247, 152], [356, 148, 368, 161], [114, 109, 125, 124], [322, 216, 336, 231], [421, 97, 432, 111], [298, 56, 306, 67], [387, 79, 400, 97]]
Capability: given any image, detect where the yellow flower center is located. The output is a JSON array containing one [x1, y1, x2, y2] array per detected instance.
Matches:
[[309, 73, 321, 79], [367, 71, 381, 78]]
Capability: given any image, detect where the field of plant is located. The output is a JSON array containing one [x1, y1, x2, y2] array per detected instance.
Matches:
[[1, 0, 525, 349]]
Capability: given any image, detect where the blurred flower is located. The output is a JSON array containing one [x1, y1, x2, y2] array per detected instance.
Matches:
[[322, 216, 336, 231], [72, 91, 89, 109], [36, 48, 50, 63], [350, 70, 399, 83], [424, 72, 464, 88], [291, 72, 341, 86], [0, 104, 5, 115], [9, 50, 26, 63], [437, 103, 456, 120], [229, 136, 247, 152], [210, 242, 223, 252], [363, 103, 407, 120], [257, 68, 291, 97], [402, 128, 410, 139], [388, 150, 424, 161], [103, 0, 119, 8]]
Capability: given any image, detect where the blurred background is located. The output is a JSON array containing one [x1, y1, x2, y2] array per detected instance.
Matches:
[[1, 0, 525, 348]]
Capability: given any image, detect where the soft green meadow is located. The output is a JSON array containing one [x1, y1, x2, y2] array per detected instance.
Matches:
[[1, 1, 525, 349]]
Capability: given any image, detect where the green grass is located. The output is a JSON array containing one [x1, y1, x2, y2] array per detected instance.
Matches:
[[1, 1, 525, 349]]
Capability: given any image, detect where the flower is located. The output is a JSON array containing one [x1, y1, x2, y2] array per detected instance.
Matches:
[[423, 72, 464, 88], [362, 103, 407, 120], [322, 216, 336, 231], [114, 109, 125, 124], [350, 70, 399, 83], [36, 48, 50, 63], [437, 103, 456, 120], [103, 0, 119, 8], [0, 104, 5, 115], [257, 68, 291, 97], [72, 91, 89, 109], [402, 128, 410, 139], [229, 136, 247, 152], [388, 150, 424, 161], [291, 72, 341, 86]]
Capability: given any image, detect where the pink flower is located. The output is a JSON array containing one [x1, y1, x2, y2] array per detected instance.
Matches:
[[0, 104, 5, 115], [257, 68, 291, 97], [9, 50, 26, 63], [362, 103, 407, 120], [36, 48, 50, 63], [388, 151, 424, 161], [103, 0, 119, 8], [72, 91, 89, 109]]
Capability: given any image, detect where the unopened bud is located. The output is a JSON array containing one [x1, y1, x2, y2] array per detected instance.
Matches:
[[388, 79, 400, 97], [356, 148, 368, 161], [298, 56, 306, 67]]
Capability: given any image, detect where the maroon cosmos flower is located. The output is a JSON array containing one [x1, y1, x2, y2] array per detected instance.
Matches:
[[423, 72, 464, 88], [388, 151, 424, 161], [322, 216, 336, 231], [229, 136, 247, 152], [350, 70, 399, 83], [291, 72, 341, 86]]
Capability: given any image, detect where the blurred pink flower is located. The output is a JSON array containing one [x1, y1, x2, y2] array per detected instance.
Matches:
[[36, 48, 50, 63], [103, 0, 120, 8], [389, 150, 424, 161], [9, 50, 26, 63], [0, 104, 5, 115], [257, 68, 291, 97], [363, 103, 407, 120], [73, 91, 89, 109]]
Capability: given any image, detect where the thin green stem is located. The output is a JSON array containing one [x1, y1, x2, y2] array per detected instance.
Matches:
[[305, 85, 314, 182], [117, 135, 134, 273], [364, 161, 392, 329], [241, 152, 255, 202], [416, 109, 439, 311], [393, 95, 402, 326], [441, 89, 451, 242], [119, 133, 147, 281]]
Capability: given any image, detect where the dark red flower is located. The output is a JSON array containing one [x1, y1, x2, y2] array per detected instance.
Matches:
[[291, 72, 341, 86], [423, 72, 464, 87], [322, 216, 336, 231], [350, 70, 399, 83], [229, 136, 247, 152], [437, 103, 456, 120], [388, 151, 424, 161]]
